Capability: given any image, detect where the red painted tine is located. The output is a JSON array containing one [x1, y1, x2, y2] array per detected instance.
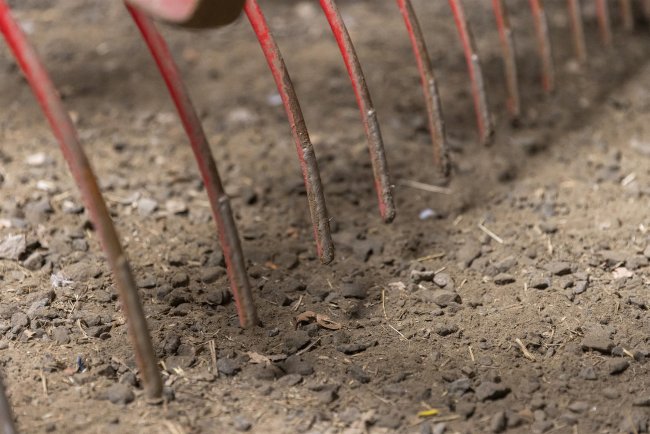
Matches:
[[529, 0, 555, 93], [491, 0, 521, 121], [126, 5, 259, 328], [396, 0, 450, 177], [448, 0, 494, 146], [243, 0, 334, 264], [619, 0, 634, 31], [0, 1, 163, 400], [0, 377, 16, 434], [318, 0, 396, 223], [595, 0, 613, 47], [567, 0, 588, 63]]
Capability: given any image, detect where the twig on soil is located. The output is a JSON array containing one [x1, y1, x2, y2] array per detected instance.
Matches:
[[40, 370, 48, 396], [292, 295, 303, 312], [162, 420, 186, 434], [296, 337, 321, 356], [546, 234, 553, 256], [209, 340, 217, 376], [415, 252, 445, 262], [468, 345, 475, 363], [387, 323, 407, 341], [76, 319, 89, 339], [399, 179, 452, 195], [478, 220, 504, 244], [515, 338, 537, 361], [381, 289, 388, 319]]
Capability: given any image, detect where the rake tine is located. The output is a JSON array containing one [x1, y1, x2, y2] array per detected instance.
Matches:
[[126, 5, 259, 328], [529, 0, 556, 93], [491, 0, 521, 121], [396, 0, 450, 178], [567, 0, 588, 63], [0, 376, 16, 434], [595, 0, 613, 47], [318, 0, 396, 223], [243, 0, 334, 264], [619, 0, 634, 30], [448, 0, 494, 146], [0, 1, 163, 400]]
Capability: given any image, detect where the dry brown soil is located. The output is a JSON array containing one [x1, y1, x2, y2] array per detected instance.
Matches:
[[1, 1, 650, 433]]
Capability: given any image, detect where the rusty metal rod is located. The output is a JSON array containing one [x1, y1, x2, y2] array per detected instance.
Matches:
[[491, 0, 521, 121], [0, 377, 16, 434], [318, 0, 396, 223], [243, 0, 334, 264], [529, 0, 555, 93], [595, 0, 613, 47], [448, 0, 494, 146], [619, 0, 634, 30], [0, 0, 162, 400], [567, 0, 588, 63], [396, 0, 450, 177], [127, 5, 259, 328]]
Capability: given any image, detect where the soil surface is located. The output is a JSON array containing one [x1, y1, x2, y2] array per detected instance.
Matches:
[[1, 1, 650, 433]]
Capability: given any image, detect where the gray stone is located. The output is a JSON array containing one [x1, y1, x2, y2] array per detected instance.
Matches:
[[530, 274, 551, 290], [475, 382, 510, 401], [341, 282, 367, 299], [490, 411, 507, 433], [137, 198, 158, 216], [608, 359, 629, 375], [10, 312, 29, 329], [581, 330, 614, 354], [545, 261, 572, 276], [200, 267, 225, 284], [568, 401, 589, 413], [433, 272, 454, 289], [106, 383, 134, 405], [431, 290, 461, 307], [0, 234, 26, 260], [233, 416, 252, 432], [217, 358, 241, 376], [52, 327, 70, 345], [457, 242, 481, 269], [493, 273, 515, 285]]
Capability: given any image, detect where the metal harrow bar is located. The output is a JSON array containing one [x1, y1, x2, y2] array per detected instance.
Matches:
[[0, 0, 643, 425]]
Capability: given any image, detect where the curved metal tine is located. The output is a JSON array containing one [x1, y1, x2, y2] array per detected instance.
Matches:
[[529, 0, 556, 93], [396, 0, 450, 178], [318, 0, 397, 223], [595, 0, 613, 47], [126, 5, 259, 328], [567, 0, 588, 63], [0, 376, 16, 434], [619, 0, 634, 31], [243, 0, 334, 264], [0, 1, 163, 400], [491, 0, 521, 121], [448, 0, 494, 146]]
